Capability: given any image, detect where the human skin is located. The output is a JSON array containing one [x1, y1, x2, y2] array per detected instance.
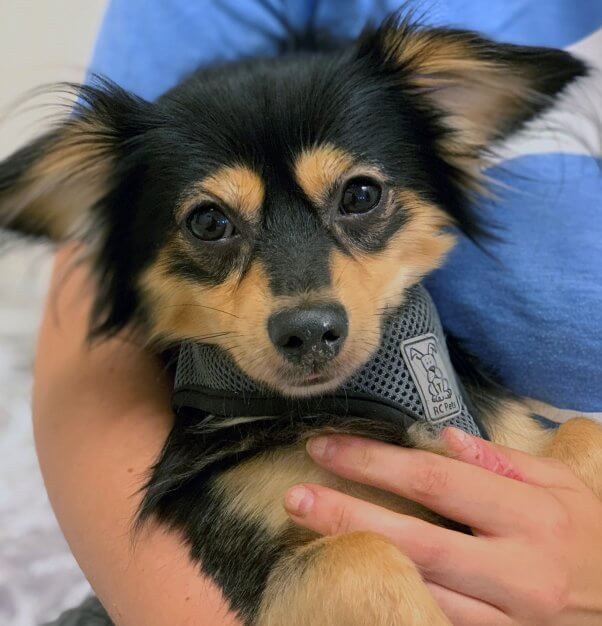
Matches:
[[32, 247, 240, 626], [285, 430, 602, 625], [33, 248, 602, 626]]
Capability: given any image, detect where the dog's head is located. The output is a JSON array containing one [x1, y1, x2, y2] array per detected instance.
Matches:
[[0, 15, 585, 396]]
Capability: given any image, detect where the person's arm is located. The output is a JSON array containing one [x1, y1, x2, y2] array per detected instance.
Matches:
[[33, 247, 240, 626]]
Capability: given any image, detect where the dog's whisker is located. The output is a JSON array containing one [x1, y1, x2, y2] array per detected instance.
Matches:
[[1, 9, 587, 619], [156, 303, 240, 319], [189, 331, 233, 343]]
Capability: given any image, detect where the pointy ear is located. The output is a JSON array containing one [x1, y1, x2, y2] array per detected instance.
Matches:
[[410, 347, 423, 360], [362, 15, 587, 164], [0, 81, 153, 242], [428, 343, 437, 356]]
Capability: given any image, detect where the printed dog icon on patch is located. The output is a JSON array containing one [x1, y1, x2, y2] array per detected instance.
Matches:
[[410, 343, 453, 403], [401, 333, 462, 423]]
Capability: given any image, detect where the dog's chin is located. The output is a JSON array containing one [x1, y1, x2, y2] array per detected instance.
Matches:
[[247, 359, 365, 399], [274, 374, 345, 399]]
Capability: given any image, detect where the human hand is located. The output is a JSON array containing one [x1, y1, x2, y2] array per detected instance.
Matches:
[[284, 428, 602, 625]]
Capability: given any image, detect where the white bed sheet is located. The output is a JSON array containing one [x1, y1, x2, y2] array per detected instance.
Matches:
[[0, 244, 90, 626]]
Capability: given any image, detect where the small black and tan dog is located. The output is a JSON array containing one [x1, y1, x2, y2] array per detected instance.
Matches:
[[1, 12, 601, 626]]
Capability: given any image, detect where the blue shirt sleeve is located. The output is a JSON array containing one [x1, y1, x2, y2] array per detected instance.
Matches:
[[88, 1, 300, 100], [88, 1, 602, 413], [89, 1, 602, 98]]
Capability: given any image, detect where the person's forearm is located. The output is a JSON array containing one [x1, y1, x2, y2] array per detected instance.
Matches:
[[33, 247, 239, 626]]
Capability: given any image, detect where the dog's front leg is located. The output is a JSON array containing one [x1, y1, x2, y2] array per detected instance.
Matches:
[[256, 531, 450, 626], [544, 417, 602, 499]]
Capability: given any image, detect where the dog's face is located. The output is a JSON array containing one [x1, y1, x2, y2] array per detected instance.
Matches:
[[0, 17, 585, 396], [136, 44, 462, 396]]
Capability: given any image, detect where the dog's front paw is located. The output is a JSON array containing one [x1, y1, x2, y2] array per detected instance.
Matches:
[[546, 417, 602, 499], [257, 532, 450, 626]]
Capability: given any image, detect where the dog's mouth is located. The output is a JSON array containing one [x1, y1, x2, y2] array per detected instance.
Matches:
[[300, 372, 332, 385], [260, 355, 366, 398], [286, 370, 336, 388], [227, 314, 388, 398], [276, 364, 338, 389], [276, 375, 342, 397]]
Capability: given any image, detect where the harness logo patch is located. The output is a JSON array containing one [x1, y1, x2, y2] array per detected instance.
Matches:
[[401, 334, 463, 423]]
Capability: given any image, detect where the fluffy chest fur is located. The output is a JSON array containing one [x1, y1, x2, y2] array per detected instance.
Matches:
[[0, 10, 592, 626]]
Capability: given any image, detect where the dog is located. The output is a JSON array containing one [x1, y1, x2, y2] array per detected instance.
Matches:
[[1, 10, 601, 625]]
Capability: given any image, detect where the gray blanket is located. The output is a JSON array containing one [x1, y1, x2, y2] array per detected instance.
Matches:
[[44, 598, 112, 626]]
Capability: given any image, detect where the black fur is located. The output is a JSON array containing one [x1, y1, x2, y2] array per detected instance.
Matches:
[[0, 11, 588, 625], [139, 409, 415, 623], [0, 16, 586, 337]]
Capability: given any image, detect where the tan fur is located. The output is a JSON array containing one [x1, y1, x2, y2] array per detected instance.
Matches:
[[257, 533, 450, 626], [330, 190, 455, 374], [140, 250, 273, 348], [141, 249, 345, 393], [222, 412, 601, 625], [3, 121, 111, 240], [214, 434, 449, 622], [383, 27, 539, 189], [215, 442, 439, 535], [141, 186, 455, 397], [384, 28, 533, 139], [216, 441, 450, 626], [544, 417, 602, 499], [293, 145, 355, 205], [524, 398, 602, 424], [179, 164, 265, 221], [215, 446, 330, 533], [483, 397, 554, 455]]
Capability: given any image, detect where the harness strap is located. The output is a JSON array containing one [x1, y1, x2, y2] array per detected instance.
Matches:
[[172, 285, 488, 439]]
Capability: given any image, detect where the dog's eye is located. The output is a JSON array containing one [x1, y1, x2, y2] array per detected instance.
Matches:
[[186, 204, 236, 241], [340, 178, 382, 215]]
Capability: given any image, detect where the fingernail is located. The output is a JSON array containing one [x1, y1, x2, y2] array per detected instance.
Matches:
[[307, 436, 335, 461], [446, 427, 467, 443], [442, 427, 475, 452], [284, 486, 314, 516]]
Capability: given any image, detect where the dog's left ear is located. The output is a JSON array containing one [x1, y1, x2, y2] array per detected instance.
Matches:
[[0, 81, 154, 242], [362, 16, 587, 158]]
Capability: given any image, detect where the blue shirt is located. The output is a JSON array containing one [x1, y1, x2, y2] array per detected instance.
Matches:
[[88, 1, 602, 413]]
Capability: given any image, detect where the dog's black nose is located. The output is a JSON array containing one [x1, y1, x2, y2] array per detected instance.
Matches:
[[268, 304, 348, 365]]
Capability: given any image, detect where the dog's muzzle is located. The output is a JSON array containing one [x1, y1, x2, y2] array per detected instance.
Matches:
[[173, 285, 487, 438]]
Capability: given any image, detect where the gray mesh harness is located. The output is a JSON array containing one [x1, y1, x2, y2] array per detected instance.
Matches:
[[45, 289, 486, 626], [173, 285, 486, 438]]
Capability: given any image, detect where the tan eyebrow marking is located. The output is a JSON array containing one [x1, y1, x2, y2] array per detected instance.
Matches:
[[293, 145, 355, 205], [193, 164, 265, 219]]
